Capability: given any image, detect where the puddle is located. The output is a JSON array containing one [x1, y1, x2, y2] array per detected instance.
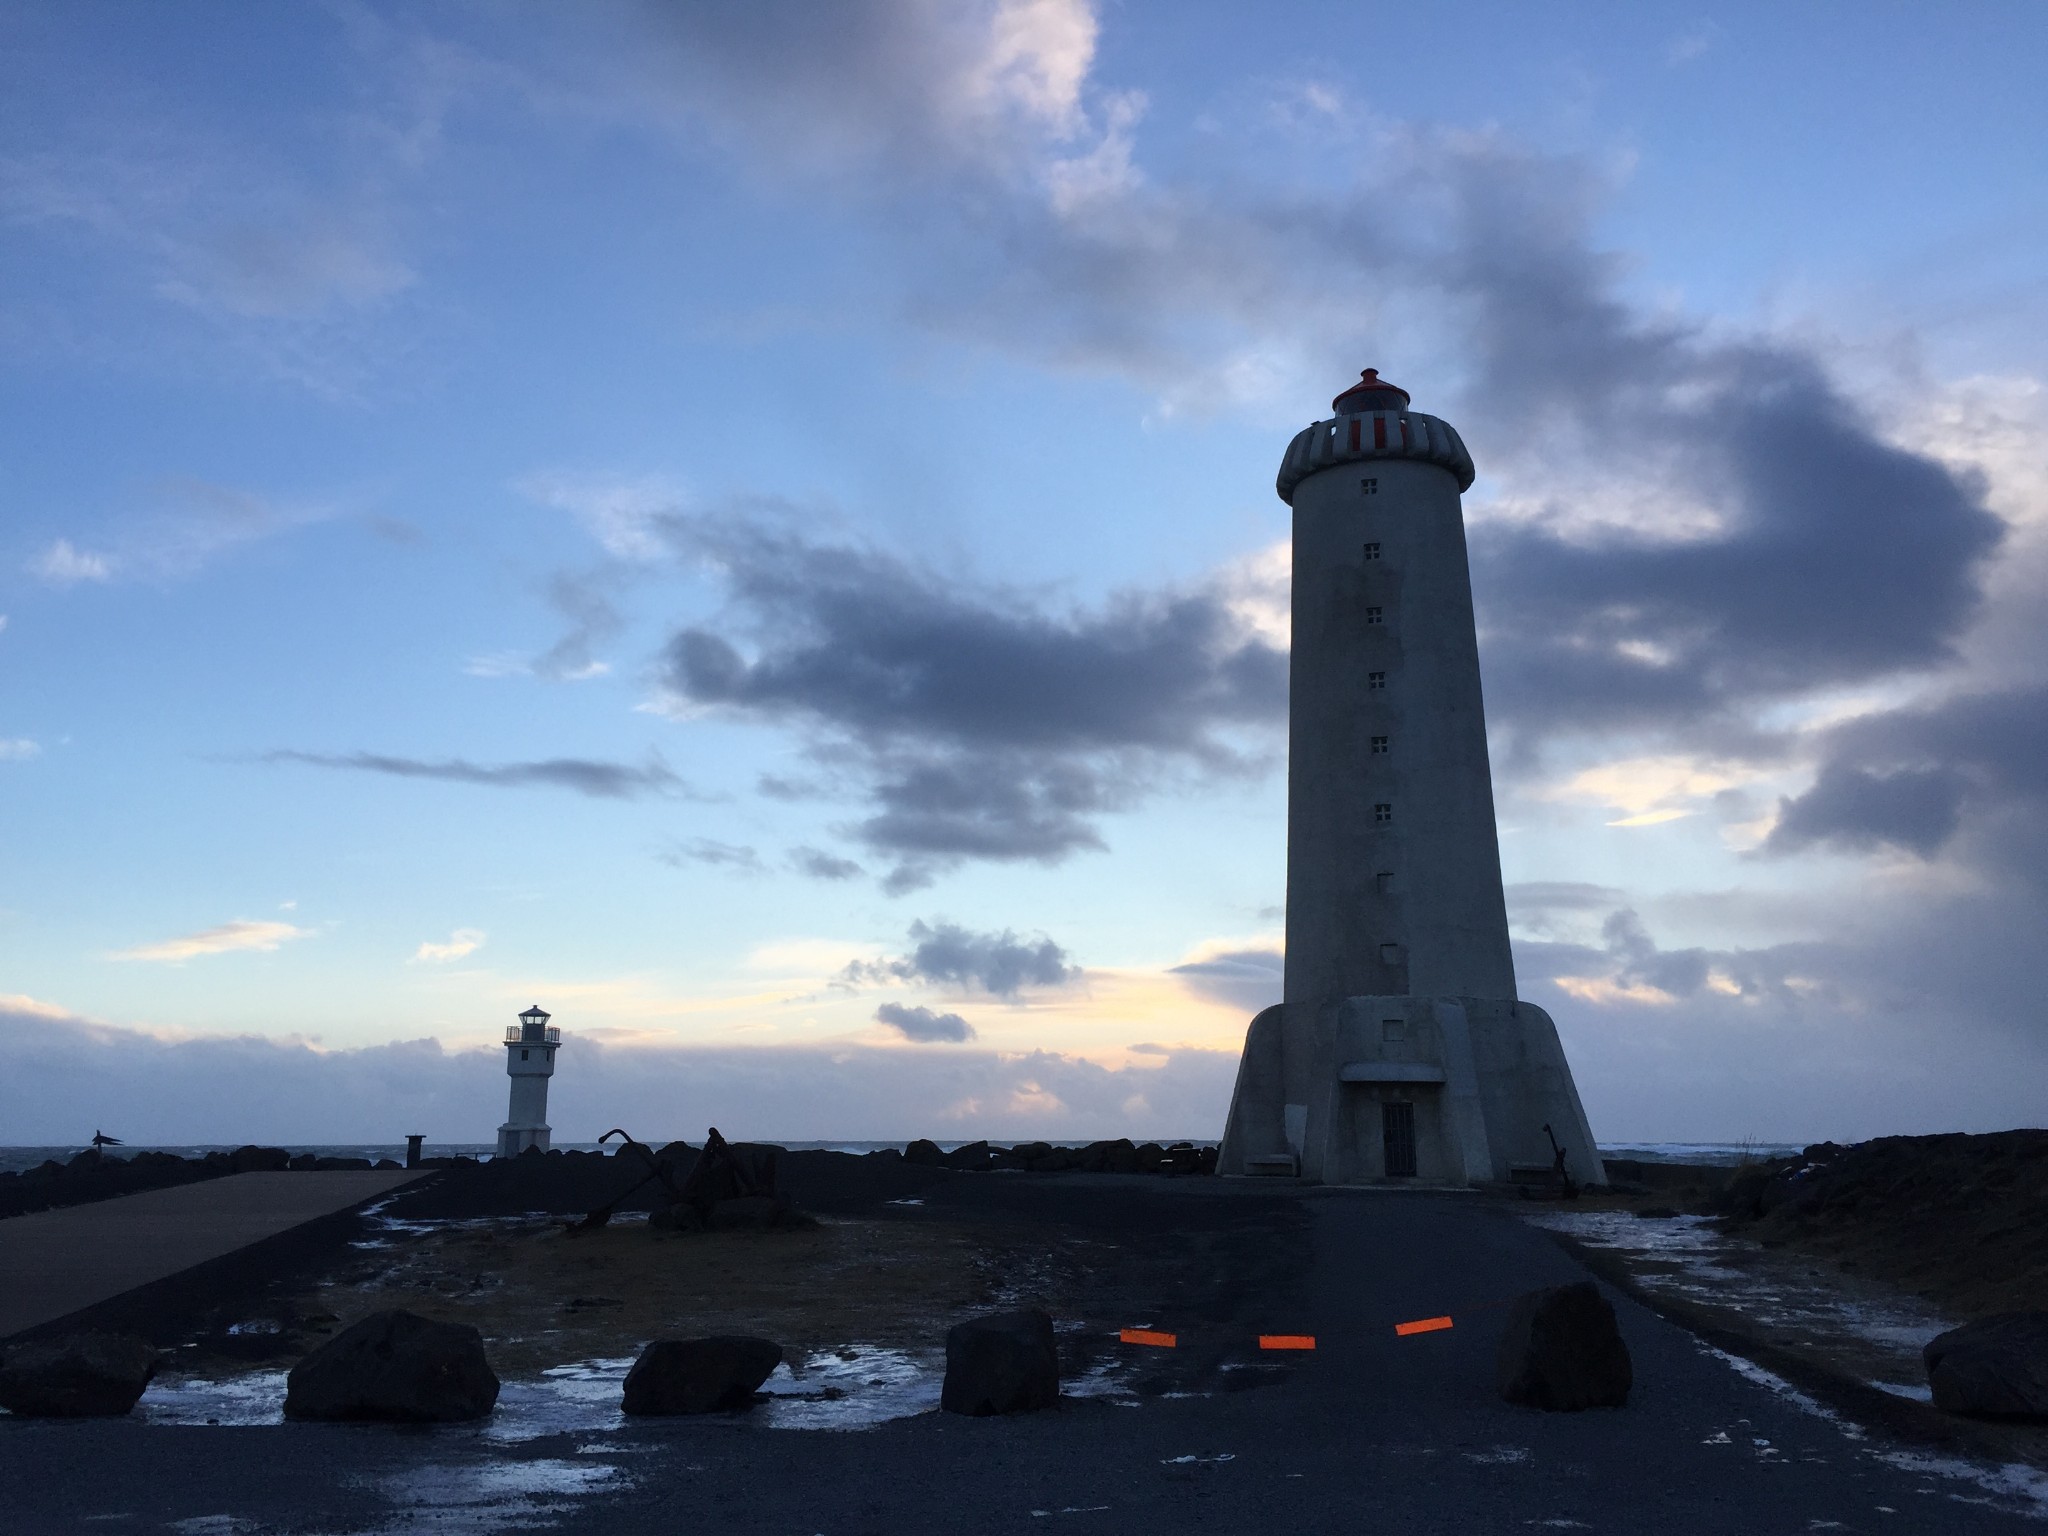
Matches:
[[759, 1344, 942, 1429], [141, 1372, 290, 1427], [1693, 1340, 2048, 1521], [1523, 1210, 1956, 1391], [358, 1457, 626, 1534]]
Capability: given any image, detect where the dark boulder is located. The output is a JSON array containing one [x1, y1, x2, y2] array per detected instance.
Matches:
[[904, 1139, 944, 1167], [284, 1309, 499, 1422], [943, 1140, 992, 1171], [1496, 1281, 1632, 1411], [228, 1145, 292, 1174], [622, 1337, 782, 1415], [373, 1158, 402, 1170], [1135, 1143, 1164, 1172], [313, 1156, 374, 1171], [0, 1333, 159, 1418], [1924, 1312, 2048, 1419], [1099, 1139, 1140, 1174], [941, 1309, 1059, 1416]]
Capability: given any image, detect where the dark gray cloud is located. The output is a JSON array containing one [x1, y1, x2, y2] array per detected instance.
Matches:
[[843, 919, 1080, 998], [874, 1001, 975, 1043], [263, 750, 690, 800], [663, 518, 1283, 887], [789, 846, 865, 881], [1762, 684, 2048, 867], [1169, 947, 1282, 1013]]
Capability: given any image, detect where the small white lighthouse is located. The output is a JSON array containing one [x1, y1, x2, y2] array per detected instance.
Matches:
[[496, 1004, 560, 1157]]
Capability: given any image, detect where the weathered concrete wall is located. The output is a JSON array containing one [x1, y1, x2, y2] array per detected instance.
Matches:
[[1281, 450, 1517, 1018]]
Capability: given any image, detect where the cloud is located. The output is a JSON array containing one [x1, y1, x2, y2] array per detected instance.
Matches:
[[109, 920, 311, 964], [28, 482, 334, 589], [790, 846, 865, 881], [1169, 946, 1283, 1013], [843, 919, 1080, 998], [30, 539, 112, 587], [0, 739, 40, 761], [413, 928, 485, 963], [1761, 685, 2048, 865], [659, 513, 1284, 887], [662, 837, 763, 873], [0, 1001, 1235, 1143], [874, 1001, 976, 1043], [263, 750, 692, 800]]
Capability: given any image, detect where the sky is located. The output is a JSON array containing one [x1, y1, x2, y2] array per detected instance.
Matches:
[[4, 1, 2047, 1147]]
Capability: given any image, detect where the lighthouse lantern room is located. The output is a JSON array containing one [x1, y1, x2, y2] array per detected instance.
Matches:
[[496, 1004, 561, 1156]]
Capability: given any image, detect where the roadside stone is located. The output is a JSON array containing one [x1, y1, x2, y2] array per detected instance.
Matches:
[[1924, 1312, 2048, 1419], [1496, 1281, 1632, 1410], [622, 1337, 782, 1415], [227, 1145, 292, 1174], [0, 1333, 159, 1417], [941, 1308, 1059, 1416], [284, 1309, 499, 1422]]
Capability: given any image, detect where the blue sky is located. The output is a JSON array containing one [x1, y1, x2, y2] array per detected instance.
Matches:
[[4, 1, 2046, 1146]]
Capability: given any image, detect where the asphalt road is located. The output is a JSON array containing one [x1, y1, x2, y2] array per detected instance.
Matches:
[[2, 1176, 2041, 1534]]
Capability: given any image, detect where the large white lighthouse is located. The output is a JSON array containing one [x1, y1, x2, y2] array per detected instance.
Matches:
[[496, 1004, 560, 1157], [1217, 370, 1604, 1187]]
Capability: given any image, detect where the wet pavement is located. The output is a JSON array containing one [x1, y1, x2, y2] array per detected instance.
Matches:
[[3, 1177, 2045, 1533]]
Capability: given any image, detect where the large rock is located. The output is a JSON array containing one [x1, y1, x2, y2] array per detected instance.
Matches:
[[941, 1309, 1059, 1416], [227, 1145, 292, 1174], [1496, 1281, 1632, 1411], [622, 1337, 782, 1415], [903, 1138, 944, 1167], [1924, 1312, 2048, 1419], [0, 1333, 159, 1417], [284, 1309, 499, 1422]]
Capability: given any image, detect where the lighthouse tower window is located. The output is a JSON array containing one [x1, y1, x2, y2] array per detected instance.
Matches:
[[521, 1049, 529, 1061], [1374, 803, 1392, 824], [1361, 477, 1378, 495], [1371, 735, 1389, 754], [1376, 871, 1395, 894], [1365, 606, 1383, 624], [1363, 541, 1381, 561], [1368, 671, 1386, 690]]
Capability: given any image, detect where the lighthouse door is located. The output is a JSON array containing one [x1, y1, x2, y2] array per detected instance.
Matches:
[[1382, 1099, 1418, 1178]]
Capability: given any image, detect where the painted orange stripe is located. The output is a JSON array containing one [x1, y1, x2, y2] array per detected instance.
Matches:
[[1119, 1328, 1177, 1348], [1394, 1316, 1454, 1337], [1257, 1334, 1316, 1351]]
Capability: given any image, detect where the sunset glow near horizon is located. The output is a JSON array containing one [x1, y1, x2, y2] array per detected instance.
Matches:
[[4, 2, 2046, 1145]]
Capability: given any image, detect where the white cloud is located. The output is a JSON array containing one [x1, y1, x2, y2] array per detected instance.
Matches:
[[27, 482, 332, 591], [414, 928, 486, 963], [0, 739, 39, 761], [30, 539, 113, 587], [517, 472, 680, 562], [108, 919, 311, 963]]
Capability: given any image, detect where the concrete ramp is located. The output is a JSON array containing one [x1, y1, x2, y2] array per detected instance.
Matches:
[[0, 1170, 420, 1339]]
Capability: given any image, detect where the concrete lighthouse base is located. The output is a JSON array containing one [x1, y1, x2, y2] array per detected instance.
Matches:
[[1216, 997, 1604, 1188]]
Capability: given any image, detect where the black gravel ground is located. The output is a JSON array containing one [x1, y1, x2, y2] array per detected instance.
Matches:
[[3, 1164, 2044, 1533]]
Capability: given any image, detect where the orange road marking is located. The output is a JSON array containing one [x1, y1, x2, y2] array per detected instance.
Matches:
[[1119, 1328, 1177, 1348], [1394, 1316, 1454, 1337], [1257, 1335, 1316, 1351]]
